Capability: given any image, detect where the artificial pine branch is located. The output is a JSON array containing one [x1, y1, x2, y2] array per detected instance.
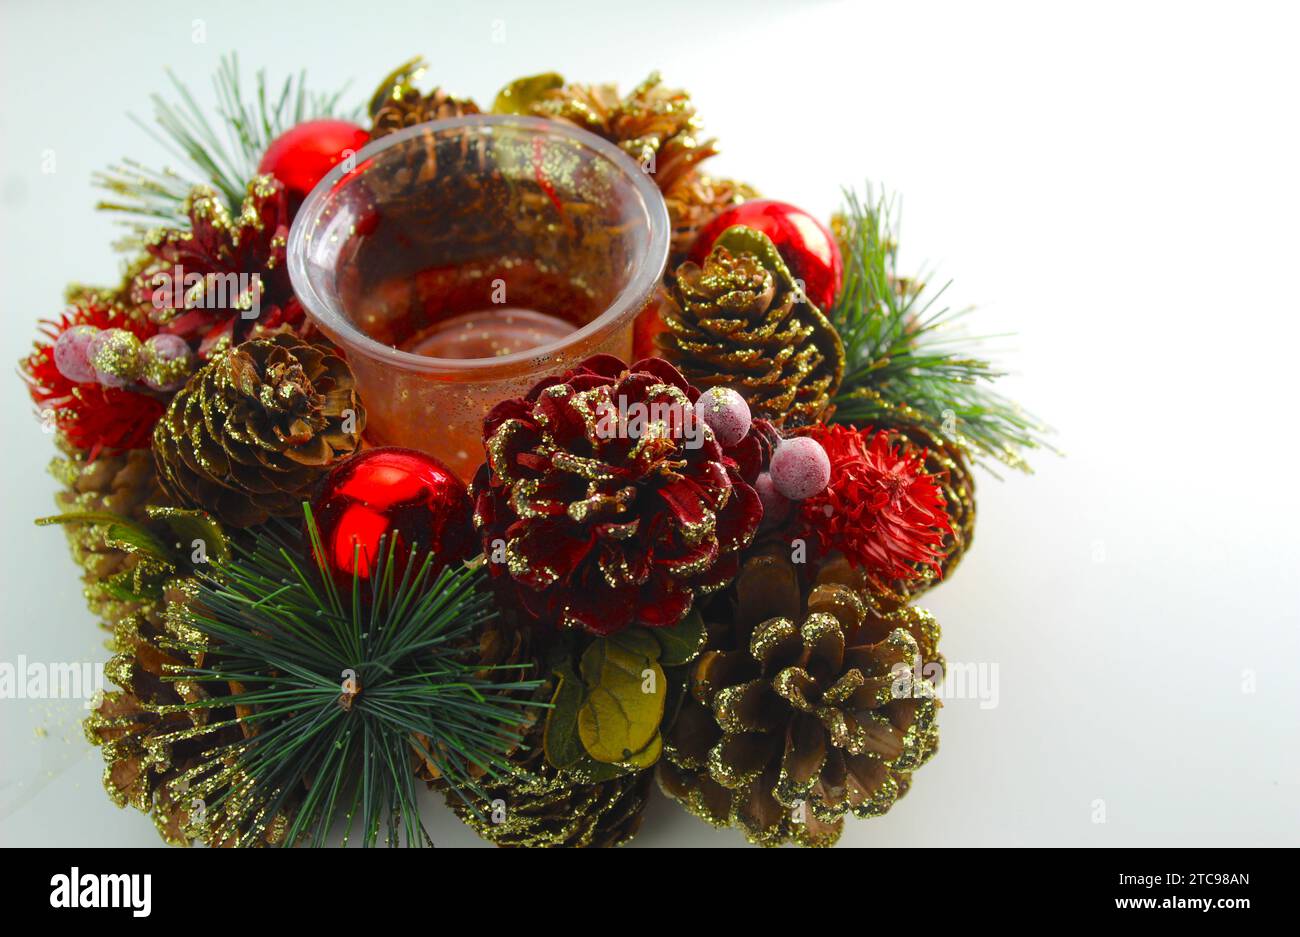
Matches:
[[95, 53, 358, 232], [828, 187, 1051, 472], [153, 511, 542, 848]]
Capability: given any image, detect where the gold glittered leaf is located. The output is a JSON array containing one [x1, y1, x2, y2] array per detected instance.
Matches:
[[367, 56, 428, 117], [492, 72, 564, 115], [146, 507, 230, 565], [37, 512, 171, 562]]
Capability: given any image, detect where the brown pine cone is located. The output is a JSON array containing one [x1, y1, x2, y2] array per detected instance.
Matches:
[[368, 57, 480, 138], [85, 582, 286, 847], [152, 333, 364, 528], [658, 551, 942, 847], [530, 73, 714, 194], [371, 86, 481, 138], [446, 721, 653, 848], [521, 73, 748, 261], [49, 435, 170, 630], [364, 59, 484, 193], [660, 237, 844, 427]]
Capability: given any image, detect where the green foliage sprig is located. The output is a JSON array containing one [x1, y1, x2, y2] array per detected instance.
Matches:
[[95, 54, 358, 231], [157, 511, 541, 847], [829, 187, 1051, 472]]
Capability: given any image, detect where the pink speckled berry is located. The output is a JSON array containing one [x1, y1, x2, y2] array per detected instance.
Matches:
[[86, 328, 144, 388], [52, 325, 100, 384], [769, 436, 831, 501], [755, 471, 793, 527], [140, 333, 195, 391], [697, 387, 751, 447]]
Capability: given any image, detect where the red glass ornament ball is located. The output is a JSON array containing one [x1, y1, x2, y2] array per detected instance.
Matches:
[[311, 447, 476, 581], [689, 199, 844, 312], [257, 119, 371, 204]]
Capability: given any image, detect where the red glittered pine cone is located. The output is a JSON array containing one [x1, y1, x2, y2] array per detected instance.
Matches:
[[472, 355, 762, 636], [798, 424, 951, 590], [21, 301, 164, 456], [130, 176, 305, 358]]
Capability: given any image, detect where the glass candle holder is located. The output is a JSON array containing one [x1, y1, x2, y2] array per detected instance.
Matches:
[[287, 114, 670, 481]]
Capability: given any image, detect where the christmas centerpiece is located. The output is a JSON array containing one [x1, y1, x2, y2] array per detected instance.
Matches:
[[23, 56, 1047, 847]]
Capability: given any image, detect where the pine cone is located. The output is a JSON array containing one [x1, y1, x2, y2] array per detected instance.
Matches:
[[364, 59, 484, 195], [50, 435, 170, 630], [471, 354, 761, 635], [371, 86, 481, 138], [658, 550, 942, 847], [447, 723, 652, 848], [521, 73, 747, 261], [660, 234, 844, 427], [531, 73, 713, 194], [85, 582, 286, 847], [152, 333, 364, 528], [129, 178, 304, 358], [367, 57, 481, 137]]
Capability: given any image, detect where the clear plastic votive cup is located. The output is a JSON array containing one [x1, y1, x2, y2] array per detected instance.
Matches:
[[287, 114, 670, 481]]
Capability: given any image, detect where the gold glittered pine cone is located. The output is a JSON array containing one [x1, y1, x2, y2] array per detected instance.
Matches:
[[364, 58, 484, 193], [49, 435, 171, 630], [446, 721, 653, 848], [660, 234, 845, 427], [658, 550, 942, 847], [368, 57, 481, 138], [529, 72, 714, 195], [152, 333, 364, 528], [84, 581, 286, 847], [514, 72, 749, 259]]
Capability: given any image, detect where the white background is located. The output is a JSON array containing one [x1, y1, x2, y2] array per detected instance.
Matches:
[[2, 0, 1297, 847]]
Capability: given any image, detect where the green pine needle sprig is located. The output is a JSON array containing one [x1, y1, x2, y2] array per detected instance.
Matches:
[[155, 510, 541, 848], [829, 187, 1051, 473], [95, 53, 359, 231]]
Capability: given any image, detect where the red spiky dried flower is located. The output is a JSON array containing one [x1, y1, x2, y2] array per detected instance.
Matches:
[[472, 355, 762, 635], [799, 424, 950, 587], [22, 302, 164, 456]]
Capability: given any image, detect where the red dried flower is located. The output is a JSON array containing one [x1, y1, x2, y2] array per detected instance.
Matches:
[[22, 302, 165, 456], [472, 355, 762, 635], [130, 176, 305, 358], [799, 424, 950, 587]]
